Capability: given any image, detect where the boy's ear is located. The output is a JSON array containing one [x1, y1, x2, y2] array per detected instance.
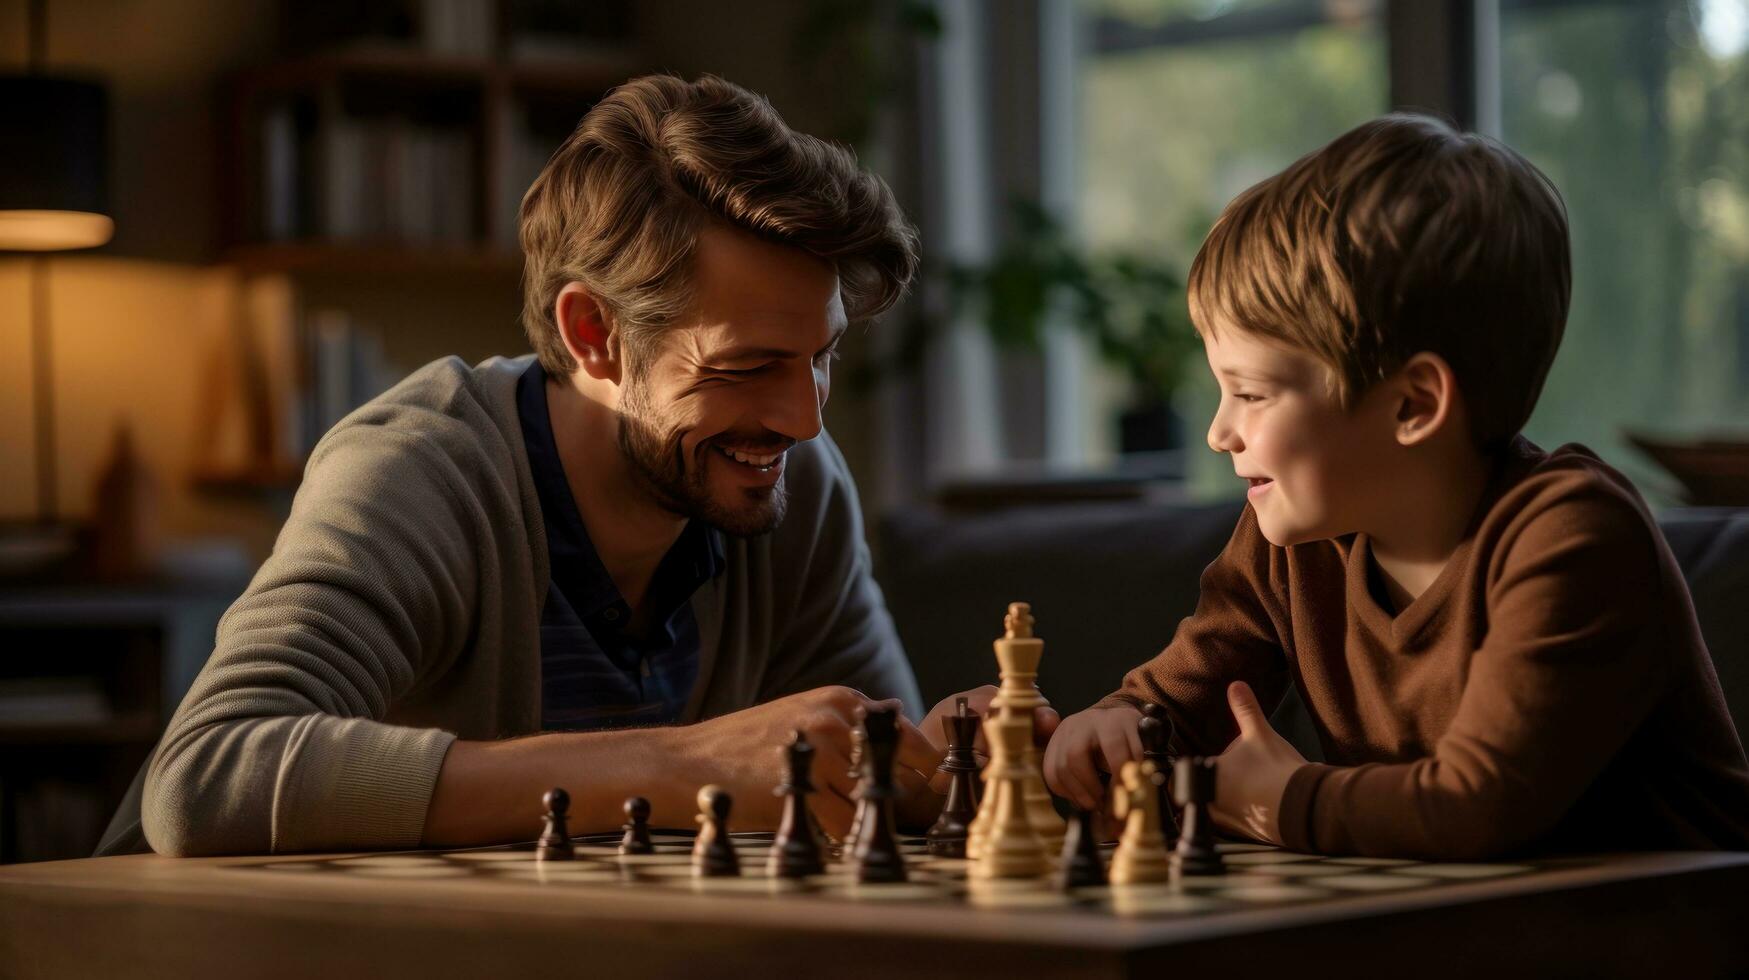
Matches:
[[554, 282, 623, 385], [1392, 352, 1459, 448]]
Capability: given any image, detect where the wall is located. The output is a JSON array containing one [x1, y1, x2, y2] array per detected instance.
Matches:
[[0, 0, 281, 553]]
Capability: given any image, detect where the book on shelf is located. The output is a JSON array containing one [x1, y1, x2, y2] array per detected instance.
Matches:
[[0, 677, 113, 729], [419, 0, 496, 58], [261, 104, 299, 241], [307, 309, 403, 454], [259, 109, 474, 246]]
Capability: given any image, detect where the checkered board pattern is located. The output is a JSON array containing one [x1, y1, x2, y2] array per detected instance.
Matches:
[[240, 833, 1552, 919]]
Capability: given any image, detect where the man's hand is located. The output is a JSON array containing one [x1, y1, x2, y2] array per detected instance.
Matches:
[[1041, 703, 1143, 815], [1209, 681, 1306, 846], [919, 685, 1060, 795], [679, 686, 943, 839]]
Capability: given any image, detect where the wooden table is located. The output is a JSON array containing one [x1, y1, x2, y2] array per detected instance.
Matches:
[[3, 847, 1747, 978]]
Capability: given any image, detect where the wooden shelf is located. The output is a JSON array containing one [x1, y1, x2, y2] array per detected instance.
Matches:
[[190, 461, 305, 496], [0, 712, 160, 747], [225, 242, 522, 276], [238, 45, 639, 96]]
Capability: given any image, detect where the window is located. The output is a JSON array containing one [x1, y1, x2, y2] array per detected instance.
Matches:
[[1501, 0, 1749, 499], [1078, 0, 1388, 494], [1072, 0, 1747, 502]]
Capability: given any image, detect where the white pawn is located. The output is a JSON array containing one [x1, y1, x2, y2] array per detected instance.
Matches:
[[1109, 760, 1171, 885]]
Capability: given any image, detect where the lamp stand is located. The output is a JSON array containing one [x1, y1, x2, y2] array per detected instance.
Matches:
[[31, 255, 58, 524]]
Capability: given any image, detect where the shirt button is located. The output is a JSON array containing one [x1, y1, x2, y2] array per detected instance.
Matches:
[[603, 608, 620, 622]]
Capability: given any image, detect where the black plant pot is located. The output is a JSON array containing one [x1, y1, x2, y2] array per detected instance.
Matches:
[[1119, 399, 1183, 454]]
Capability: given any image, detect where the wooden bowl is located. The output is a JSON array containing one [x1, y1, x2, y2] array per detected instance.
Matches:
[[1625, 432, 1749, 506]]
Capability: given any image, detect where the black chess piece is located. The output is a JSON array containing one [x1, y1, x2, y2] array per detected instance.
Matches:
[[619, 796, 654, 856], [693, 785, 741, 877], [926, 697, 981, 858], [1170, 757, 1225, 877], [536, 787, 575, 862], [770, 730, 826, 878], [1058, 808, 1107, 889], [1138, 704, 1181, 845], [851, 707, 908, 883]]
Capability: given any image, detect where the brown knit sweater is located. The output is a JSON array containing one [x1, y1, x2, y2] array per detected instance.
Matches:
[[1100, 438, 1749, 859]]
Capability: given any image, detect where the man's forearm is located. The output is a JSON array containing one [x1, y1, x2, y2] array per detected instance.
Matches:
[[422, 689, 949, 848], [421, 727, 700, 847]]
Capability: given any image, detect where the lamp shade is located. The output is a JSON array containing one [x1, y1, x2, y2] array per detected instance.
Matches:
[[0, 75, 112, 250]]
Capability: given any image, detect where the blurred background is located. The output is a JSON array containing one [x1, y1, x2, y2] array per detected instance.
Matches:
[[1, 0, 1745, 863]]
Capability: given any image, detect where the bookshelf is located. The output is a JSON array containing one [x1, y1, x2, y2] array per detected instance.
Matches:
[[219, 44, 638, 266], [198, 2, 643, 492], [0, 563, 250, 863]]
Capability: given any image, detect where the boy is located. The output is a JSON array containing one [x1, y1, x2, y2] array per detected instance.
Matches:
[[1042, 114, 1749, 859]]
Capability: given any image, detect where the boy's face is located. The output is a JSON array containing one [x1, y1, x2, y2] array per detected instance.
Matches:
[[1202, 325, 1397, 547], [613, 225, 843, 537]]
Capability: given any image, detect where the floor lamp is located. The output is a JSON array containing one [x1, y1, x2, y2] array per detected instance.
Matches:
[[0, 0, 113, 525]]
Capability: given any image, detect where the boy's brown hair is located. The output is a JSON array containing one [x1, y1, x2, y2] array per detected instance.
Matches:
[[1187, 114, 1571, 451], [519, 74, 919, 377]]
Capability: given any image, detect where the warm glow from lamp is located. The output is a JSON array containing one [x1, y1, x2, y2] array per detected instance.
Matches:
[[0, 209, 115, 251]]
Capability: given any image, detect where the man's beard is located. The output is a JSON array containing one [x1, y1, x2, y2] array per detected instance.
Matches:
[[615, 383, 789, 538]]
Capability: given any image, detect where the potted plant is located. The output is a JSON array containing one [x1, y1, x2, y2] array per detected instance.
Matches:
[[948, 199, 1199, 453]]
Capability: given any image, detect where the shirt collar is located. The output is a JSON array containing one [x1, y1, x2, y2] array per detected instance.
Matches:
[[517, 360, 724, 633]]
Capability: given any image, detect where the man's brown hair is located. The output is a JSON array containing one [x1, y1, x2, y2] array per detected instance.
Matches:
[[520, 74, 919, 377], [1187, 114, 1571, 451]]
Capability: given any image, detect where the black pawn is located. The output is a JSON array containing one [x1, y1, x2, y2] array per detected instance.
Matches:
[[851, 707, 908, 883], [1171, 757, 1225, 877], [536, 787, 575, 862], [619, 796, 654, 855], [770, 730, 826, 878], [693, 785, 741, 877], [1058, 808, 1107, 889], [1138, 704, 1181, 845], [926, 697, 981, 857]]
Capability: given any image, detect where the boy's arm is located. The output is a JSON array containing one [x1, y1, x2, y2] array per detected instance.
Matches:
[[1278, 488, 1665, 859], [1047, 506, 1290, 811], [1096, 505, 1292, 756]]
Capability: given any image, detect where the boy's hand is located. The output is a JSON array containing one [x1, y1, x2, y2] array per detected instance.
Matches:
[[1210, 681, 1307, 846], [1042, 703, 1144, 813]]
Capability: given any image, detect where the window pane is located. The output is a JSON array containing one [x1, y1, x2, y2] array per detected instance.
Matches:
[[1077, 0, 1386, 493], [1080, 4, 1385, 266], [1501, 0, 1749, 501]]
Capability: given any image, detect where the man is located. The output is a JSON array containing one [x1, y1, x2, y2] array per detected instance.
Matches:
[[122, 74, 951, 856]]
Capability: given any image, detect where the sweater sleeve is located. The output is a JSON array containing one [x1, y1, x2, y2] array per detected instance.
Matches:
[[1277, 484, 1666, 859], [141, 417, 493, 856], [1094, 506, 1290, 756], [757, 434, 924, 720]]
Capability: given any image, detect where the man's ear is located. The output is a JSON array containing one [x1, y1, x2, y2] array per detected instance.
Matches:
[[1392, 352, 1460, 448], [554, 283, 622, 384]]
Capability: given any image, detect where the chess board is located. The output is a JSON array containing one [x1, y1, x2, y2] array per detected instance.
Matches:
[[7, 840, 1747, 978], [238, 830, 1550, 918]]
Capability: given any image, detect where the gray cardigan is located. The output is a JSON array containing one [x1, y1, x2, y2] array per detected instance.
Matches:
[[128, 355, 920, 856]]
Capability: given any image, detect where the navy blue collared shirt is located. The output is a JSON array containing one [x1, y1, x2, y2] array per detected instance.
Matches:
[[517, 361, 722, 731]]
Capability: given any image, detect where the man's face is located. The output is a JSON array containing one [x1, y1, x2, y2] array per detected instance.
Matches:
[[1202, 325, 1397, 547], [616, 225, 844, 537]]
